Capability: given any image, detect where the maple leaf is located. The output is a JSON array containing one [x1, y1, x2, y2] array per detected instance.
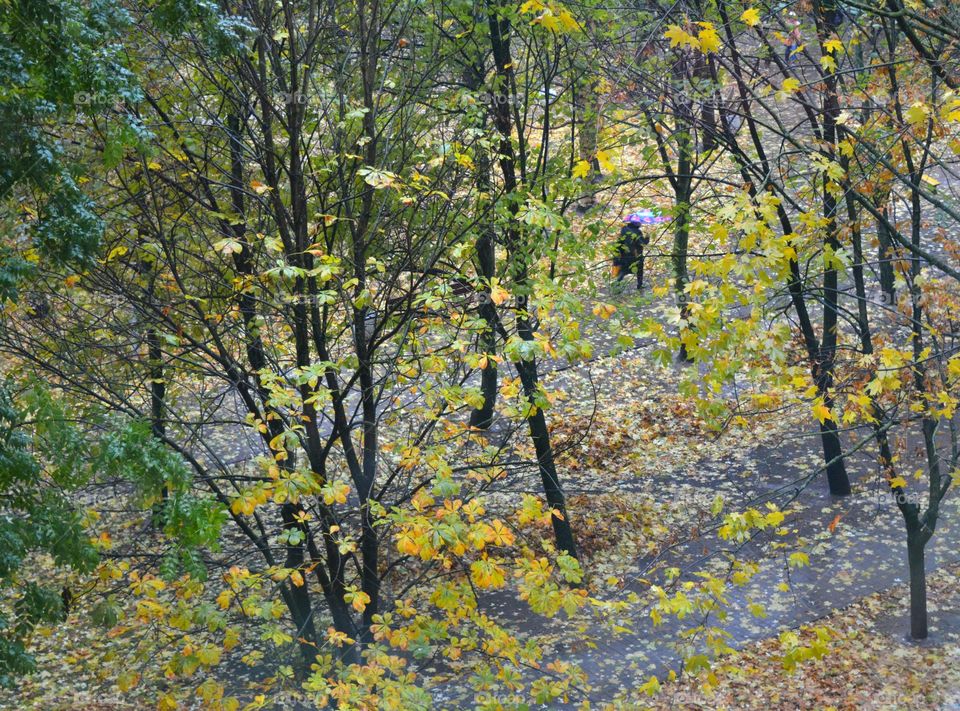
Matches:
[[905, 102, 930, 126], [781, 77, 800, 93], [519, 0, 545, 13], [595, 149, 615, 173], [823, 38, 843, 54], [812, 402, 834, 423], [572, 159, 591, 179], [697, 24, 721, 53], [740, 8, 761, 27], [664, 25, 700, 50], [557, 9, 581, 31], [534, 11, 561, 32]]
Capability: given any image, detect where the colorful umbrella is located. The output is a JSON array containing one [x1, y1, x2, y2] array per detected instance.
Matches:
[[623, 209, 672, 225]]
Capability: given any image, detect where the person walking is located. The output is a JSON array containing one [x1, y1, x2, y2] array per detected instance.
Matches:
[[784, 18, 802, 65]]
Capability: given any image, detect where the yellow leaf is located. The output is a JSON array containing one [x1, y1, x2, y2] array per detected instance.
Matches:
[[697, 24, 721, 53], [106, 245, 128, 262], [788, 552, 809, 568], [489, 279, 511, 305], [535, 12, 561, 32], [906, 102, 929, 126], [781, 77, 800, 93], [889, 476, 907, 489], [216, 590, 233, 610], [350, 590, 371, 612], [596, 149, 615, 173], [572, 159, 591, 179], [823, 38, 843, 54], [214, 239, 243, 256], [664, 25, 700, 50], [484, 519, 516, 547], [396, 530, 420, 556], [470, 557, 506, 588], [740, 8, 760, 27], [557, 10, 581, 32], [812, 402, 834, 424], [592, 303, 617, 319]]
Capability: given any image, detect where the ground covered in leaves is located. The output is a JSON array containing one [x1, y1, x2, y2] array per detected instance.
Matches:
[[627, 562, 960, 710]]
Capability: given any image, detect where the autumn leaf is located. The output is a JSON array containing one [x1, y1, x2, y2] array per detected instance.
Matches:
[[470, 557, 507, 588], [788, 552, 810, 568], [697, 23, 721, 53], [664, 24, 700, 50], [572, 159, 592, 179], [249, 179, 272, 195], [740, 8, 761, 26], [812, 401, 834, 424], [489, 278, 511, 305], [196, 644, 222, 666], [906, 102, 930, 126], [214, 238, 243, 256], [828, 513, 843, 533], [484, 519, 516, 547], [592, 303, 617, 319], [823, 38, 843, 54], [596, 149, 615, 173], [350, 590, 371, 612]]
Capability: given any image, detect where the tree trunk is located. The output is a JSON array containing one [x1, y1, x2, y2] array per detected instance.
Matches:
[[673, 151, 693, 363], [672, 58, 694, 363], [820, 421, 850, 495], [816, 14, 851, 496], [465, 63, 499, 430], [486, 0, 578, 558], [907, 533, 928, 640], [469, 249, 499, 429], [280, 503, 320, 661], [516, 355, 578, 558], [877, 207, 896, 304]]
